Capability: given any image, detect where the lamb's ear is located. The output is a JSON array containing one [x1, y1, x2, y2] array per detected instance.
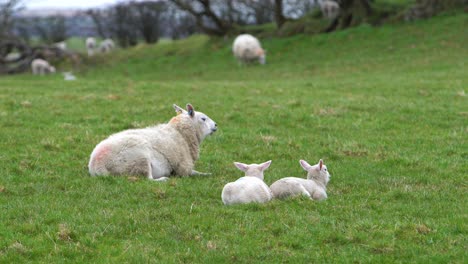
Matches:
[[186, 104, 195, 117], [234, 162, 248, 172], [259, 160, 272, 171], [319, 159, 323, 170], [173, 104, 185, 115], [300, 160, 312, 171]]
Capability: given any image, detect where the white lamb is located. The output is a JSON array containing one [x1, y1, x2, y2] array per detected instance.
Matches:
[[221, 160, 273, 205], [99, 38, 115, 53], [317, 0, 340, 20], [31, 58, 56, 75], [88, 104, 217, 181], [270, 159, 330, 201], [232, 34, 266, 65], [86, 37, 96, 56]]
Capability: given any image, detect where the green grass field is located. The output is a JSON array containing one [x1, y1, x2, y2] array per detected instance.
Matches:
[[0, 13, 467, 262]]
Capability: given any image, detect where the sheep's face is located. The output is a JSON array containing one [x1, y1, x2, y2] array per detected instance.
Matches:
[[300, 159, 330, 185], [257, 49, 266, 65], [194, 110, 217, 139], [173, 104, 217, 140], [48, 66, 56, 74]]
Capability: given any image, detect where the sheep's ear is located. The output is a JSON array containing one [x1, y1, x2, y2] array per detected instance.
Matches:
[[173, 104, 185, 115], [300, 160, 312, 171], [186, 104, 195, 117], [234, 162, 248, 172], [319, 159, 323, 170], [259, 160, 272, 171]]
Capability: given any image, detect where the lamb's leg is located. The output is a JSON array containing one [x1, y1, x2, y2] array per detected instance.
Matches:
[[191, 170, 211, 176], [299, 185, 312, 200], [149, 159, 171, 181]]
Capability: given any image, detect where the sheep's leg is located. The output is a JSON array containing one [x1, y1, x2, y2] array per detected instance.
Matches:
[[149, 159, 171, 181], [191, 170, 211, 176], [312, 189, 328, 201], [299, 185, 312, 200]]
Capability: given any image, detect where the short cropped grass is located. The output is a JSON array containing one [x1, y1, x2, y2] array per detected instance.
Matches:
[[0, 13, 466, 262]]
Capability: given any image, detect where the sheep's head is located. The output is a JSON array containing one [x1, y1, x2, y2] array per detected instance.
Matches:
[[173, 104, 217, 140], [300, 159, 330, 186], [257, 49, 266, 65], [234, 160, 272, 180], [49, 66, 56, 74]]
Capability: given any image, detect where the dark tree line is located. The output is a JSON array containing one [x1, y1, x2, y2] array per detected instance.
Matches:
[[1, 0, 466, 50]]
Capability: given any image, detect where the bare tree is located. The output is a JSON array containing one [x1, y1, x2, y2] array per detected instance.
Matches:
[[169, 0, 232, 36], [323, 0, 373, 33], [86, 9, 108, 38], [33, 15, 67, 44], [274, 0, 287, 28], [133, 1, 167, 44], [0, 0, 23, 39]]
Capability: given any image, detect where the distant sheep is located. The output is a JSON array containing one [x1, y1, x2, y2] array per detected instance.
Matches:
[[221, 160, 273, 205], [317, 0, 340, 20], [53, 41, 67, 51], [232, 34, 266, 65], [86, 37, 96, 56], [270, 159, 330, 200], [31, 58, 56, 75], [88, 104, 217, 181], [99, 38, 115, 53]]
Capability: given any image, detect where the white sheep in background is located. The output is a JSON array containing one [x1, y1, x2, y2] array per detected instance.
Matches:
[[317, 0, 340, 20], [99, 38, 115, 53], [54, 41, 67, 51], [89, 104, 217, 181], [232, 34, 266, 65], [270, 159, 331, 201], [221, 160, 273, 205], [86, 37, 96, 56], [31, 58, 56, 75]]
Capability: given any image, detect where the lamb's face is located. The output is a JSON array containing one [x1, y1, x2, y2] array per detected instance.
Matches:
[[300, 159, 331, 185], [194, 111, 217, 139], [48, 66, 56, 74]]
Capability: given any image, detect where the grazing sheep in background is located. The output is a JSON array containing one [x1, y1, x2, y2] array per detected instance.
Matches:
[[31, 59, 56, 75], [221, 160, 273, 205], [54, 41, 67, 51], [86, 37, 96, 56], [232, 34, 266, 65], [88, 104, 217, 181], [99, 38, 115, 53], [270, 159, 330, 201], [317, 0, 340, 20]]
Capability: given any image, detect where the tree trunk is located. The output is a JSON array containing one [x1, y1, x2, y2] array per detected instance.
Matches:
[[274, 0, 286, 28]]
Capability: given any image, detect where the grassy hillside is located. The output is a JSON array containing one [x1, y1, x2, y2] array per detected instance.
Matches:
[[0, 14, 466, 262]]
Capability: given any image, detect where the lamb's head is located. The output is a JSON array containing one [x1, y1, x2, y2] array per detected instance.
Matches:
[[257, 48, 266, 65], [48, 66, 56, 74], [172, 104, 217, 140], [300, 159, 330, 186], [234, 160, 271, 180]]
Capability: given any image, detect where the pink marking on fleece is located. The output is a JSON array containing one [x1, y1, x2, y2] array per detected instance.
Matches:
[[90, 144, 111, 168]]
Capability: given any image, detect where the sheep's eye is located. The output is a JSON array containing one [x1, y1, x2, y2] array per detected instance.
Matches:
[[201, 117, 206, 122]]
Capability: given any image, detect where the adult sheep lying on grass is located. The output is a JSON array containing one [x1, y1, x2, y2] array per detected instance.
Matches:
[[270, 159, 330, 201], [88, 104, 217, 181], [232, 34, 266, 65], [221, 160, 273, 205]]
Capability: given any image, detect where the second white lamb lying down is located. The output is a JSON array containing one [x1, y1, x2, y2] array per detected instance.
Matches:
[[221, 160, 272, 205], [270, 159, 330, 201]]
